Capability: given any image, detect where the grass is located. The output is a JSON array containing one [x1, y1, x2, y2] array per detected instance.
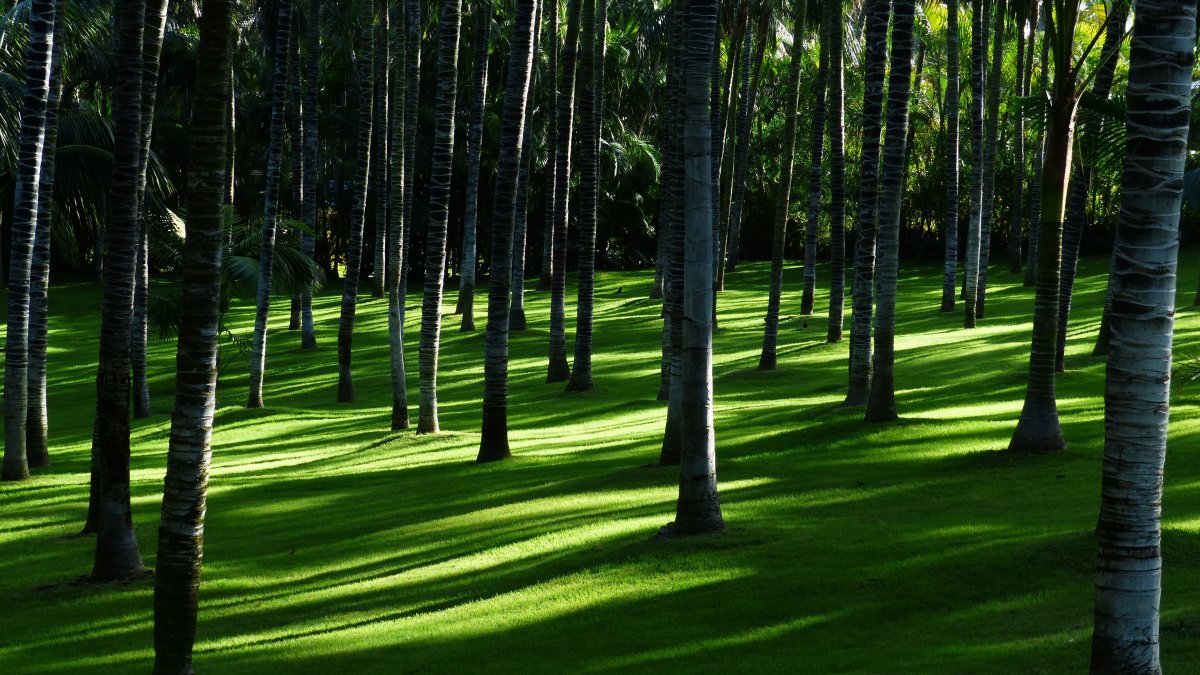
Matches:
[[3, 254, 1200, 673]]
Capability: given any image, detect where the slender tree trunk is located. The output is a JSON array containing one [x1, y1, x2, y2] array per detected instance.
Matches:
[[660, 1, 685, 458], [661, 0, 723, 538], [845, 0, 890, 405], [402, 0, 420, 325], [800, 11, 829, 317], [152, 1, 233, 669], [3, 0, 56, 482], [457, 0, 491, 329], [565, 0, 603, 392], [1091, 2, 1193, 668], [863, 0, 916, 423], [1025, 6, 1048, 288], [940, 0, 961, 312], [757, 0, 807, 371], [509, 6, 544, 333], [371, 3, 390, 303], [91, 0, 148, 580], [975, 0, 1005, 320], [247, 0, 294, 408], [1054, 2, 1127, 371], [300, 0, 320, 350], [287, 18, 304, 331], [417, 0, 463, 431], [26, 2, 65, 469], [478, 0, 540, 462], [336, 0, 376, 403], [226, 58, 236, 207], [963, 0, 987, 327], [1008, 4, 1026, 274], [825, 0, 846, 342], [132, 0, 169, 420], [539, 2, 558, 294], [387, 0, 410, 431], [547, 0, 581, 383], [723, 12, 767, 276]]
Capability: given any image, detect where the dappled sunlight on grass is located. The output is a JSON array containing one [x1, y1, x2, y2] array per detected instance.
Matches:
[[2, 255, 1200, 671]]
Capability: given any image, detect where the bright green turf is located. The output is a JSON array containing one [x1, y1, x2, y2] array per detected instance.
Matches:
[[3, 255, 1200, 673]]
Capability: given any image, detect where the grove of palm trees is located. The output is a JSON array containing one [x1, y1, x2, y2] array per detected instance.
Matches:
[[2, 0, 1199, 672]]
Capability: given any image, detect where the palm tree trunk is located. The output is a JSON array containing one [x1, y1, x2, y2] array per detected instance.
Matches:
[[800, 11, 829, 317], [1090, 2, 1194, 668], [538, 2, 558, 294], [478, 0, 540, 462], [417, 0, 463, 431], [1024, 5, 1048, 288], [91, 0, 148, 580], [300, 0, 320, 350], [661, 0, 723, 538], [1008, 3, 1027, 274], [456, 0, 491, 330], [131, 0, 169, 420], [564, 0, 602, 392], [845, 0, 891, 405], [509, 7, 545, 333], [863, 0, 916, 423], [388, 0, 410, 431], [1054, 1, 1127, 372], [940, 0, 961, 312], [659, 0, 685, 456], [287, 19, 304, 331], [370, 4, 389, 301], [336, 0, 376, 403], [401, 0, 420, 328], [25, 1, 65, 470], [757, 0, 807, 371], [723, 12, 767, 277], [3, 0, 57, 482], [247, 0, 294, 408], [547, 0, 580, 383], [975, 0, 1004, 320], [152, 2, 234, 669], [963, 0, 986, 327], [825, 0, 846, 343]]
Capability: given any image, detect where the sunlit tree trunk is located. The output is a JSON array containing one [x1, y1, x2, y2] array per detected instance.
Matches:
[[845, 0, 890, 405], [132, 0, 170, 419], [825, 0, 846, 342], [1091, 1, 1194, 668], [757, 0, 807, 371], [1054, 1, 1127, 372], [3, 0, 57, 482], [546, 0, 581, 383], [800, 9, 829, 317], [660, 1, 686, 461], [478, 0, 540, 462], [152, 1, 233, 669], [864, 0, 915, 423], [940, 0, 960, 313], [370, 4, 390, 301], [417, 0, 463, 431], [962, 0, 986, 328], [975, 0, 1004, 319], [91, 0, 148, 580], [539, 2, 558, 294], [336, 0, 376, 403], [457, 0, 491, 330], [388, 0, 410, 431], [247, 0, 294, 408]]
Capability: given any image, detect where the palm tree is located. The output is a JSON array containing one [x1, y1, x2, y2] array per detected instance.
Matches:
[[25, 1, 66, 470], [538, 0, 558, 294], [456, 0, 491, 331], [722, 8, 767, 277], [300, 0, 320, 350], [844, 0, 891, 406], [863, 0, 916, 423], [152, 1, 234, 668], [478, 0, 540, 463], [825, 0, 846, 343], [388, 0, 410, 431], [1008, 0, 1088, 453], [1054, 1, 1127, 372], [547, 0, 581, 383], [2, 0, 57, 482], [1090, 1, 1194, 668], [336, 0, 376, 404], [370, 4, 390, 301], [565, 0, 605, 393], [1024, 2, 1048, 288], [1007, 0, 1028, 274], [247, 0, 294, 408], [509, 112, 538, 332], [287, 21, 304, 331], [800, 6, 829, 318], [974, 0, 1005, 319], [661, 0, 723, 538], [962, 0, 986, 328], [402, 0, 421, 320], [417, 0, 463, 431], [757, 0, 806, 371], [940, 0, 961, 313], [91, 0, 147, 580], [659, 0, 685, 459]]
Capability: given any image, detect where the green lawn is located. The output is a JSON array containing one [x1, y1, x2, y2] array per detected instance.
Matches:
[[3, 255, 1200, 673]]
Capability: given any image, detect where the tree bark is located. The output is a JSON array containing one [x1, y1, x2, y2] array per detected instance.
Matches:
[[456, 0, 491, 330]]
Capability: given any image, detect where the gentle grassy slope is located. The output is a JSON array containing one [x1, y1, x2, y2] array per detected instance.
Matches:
[[3, 256, 1200, 673]]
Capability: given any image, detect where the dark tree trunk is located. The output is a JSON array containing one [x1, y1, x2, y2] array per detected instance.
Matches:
[[456, 0, 491, 330], [800, 10, 829, 317]]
